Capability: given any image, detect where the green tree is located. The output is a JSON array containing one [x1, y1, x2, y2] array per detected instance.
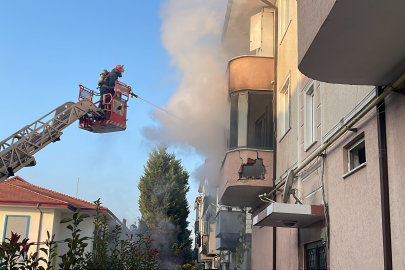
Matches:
[[138, 146, 193, 266]]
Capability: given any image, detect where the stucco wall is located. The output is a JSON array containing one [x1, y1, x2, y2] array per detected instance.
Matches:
[[0, 206, 54, 243], [273, 192, 299, 270], [297, 0, 336, 64], [324, 110, 384, 269], [276, 0, 299, 178], [299, 163, 323, 206], [276, 227, 298, 269], [321, 83, 374, 136], [0, 206, 99, 268], [0, 206, 59, 268], [251, 226, 273, 269], [384, 92, 405, 269], [56, 211, 96, 266]]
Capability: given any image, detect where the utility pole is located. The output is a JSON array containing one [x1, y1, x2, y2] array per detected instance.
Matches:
[[76, 176, 79, 198]]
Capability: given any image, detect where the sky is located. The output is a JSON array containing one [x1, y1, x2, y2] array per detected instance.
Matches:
[[0, 0, 228, 232]]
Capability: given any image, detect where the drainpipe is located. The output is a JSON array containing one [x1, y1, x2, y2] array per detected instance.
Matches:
[[376, 86, 392, 270], [36, 203, 43, 267], [261, 1, 278, 269]]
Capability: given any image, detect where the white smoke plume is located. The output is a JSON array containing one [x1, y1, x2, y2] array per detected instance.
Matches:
[[142, 0, 229, 184]]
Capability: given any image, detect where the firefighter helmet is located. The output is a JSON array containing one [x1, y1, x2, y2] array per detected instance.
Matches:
[[115, 65, 125, 72]]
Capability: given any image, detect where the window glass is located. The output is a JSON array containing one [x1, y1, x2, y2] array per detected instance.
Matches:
[[230, 95, 238, 149], [248, 93, 273, 148], [348, 138, 366, 171], [3, 216, 29, 240], [284, 87, 290, 132], [237, 93, 249, 147], [229, 92, 273, 150], [305, 83, 316, 148]]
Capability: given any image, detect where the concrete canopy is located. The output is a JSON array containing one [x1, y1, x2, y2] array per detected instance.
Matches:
[[298, 0, 405, 86], [252, 203, 324, 228]]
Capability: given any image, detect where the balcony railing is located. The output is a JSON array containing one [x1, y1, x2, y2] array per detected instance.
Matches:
[[227, 56, 275, 93], [219, 149, 274, 207]]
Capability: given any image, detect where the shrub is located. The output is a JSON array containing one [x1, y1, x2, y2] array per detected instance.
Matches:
[[0, 199, 160, 270]]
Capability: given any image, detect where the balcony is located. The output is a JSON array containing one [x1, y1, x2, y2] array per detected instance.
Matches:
[[219, 150, 273, 207], [221, 56, 275, 207], [215, 210, 243, 251], [297, 0, 405, 86], [228, 56, 275, 93]]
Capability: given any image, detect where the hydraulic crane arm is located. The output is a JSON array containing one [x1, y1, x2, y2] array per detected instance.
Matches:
[[0, 100, 103, 183]]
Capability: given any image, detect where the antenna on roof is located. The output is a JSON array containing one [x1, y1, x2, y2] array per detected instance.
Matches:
[[282, 170, 302, 204], [76, 176, 79, 199]]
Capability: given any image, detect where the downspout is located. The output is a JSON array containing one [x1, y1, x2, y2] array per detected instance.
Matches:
[[36, 203, 43, 267], [261, 1, 278, 269], [376, 86, 393, 270]]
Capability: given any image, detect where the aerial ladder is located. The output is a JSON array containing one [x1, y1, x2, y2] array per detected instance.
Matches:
[[0, 81, 132, 183]]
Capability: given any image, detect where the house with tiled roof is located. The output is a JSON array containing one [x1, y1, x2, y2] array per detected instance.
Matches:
[[0, 176, 127, 267]]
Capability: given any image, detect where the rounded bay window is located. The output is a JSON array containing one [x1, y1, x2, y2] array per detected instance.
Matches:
[[229, 91, 273, 150]]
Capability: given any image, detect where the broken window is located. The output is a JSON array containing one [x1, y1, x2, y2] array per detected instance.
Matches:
[[239, 158, 266, 180], [348, 137, 366, 171], [229, 92, 273, 150]]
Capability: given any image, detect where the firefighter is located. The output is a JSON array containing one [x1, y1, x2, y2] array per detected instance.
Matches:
[[98, 65, 125, 111]]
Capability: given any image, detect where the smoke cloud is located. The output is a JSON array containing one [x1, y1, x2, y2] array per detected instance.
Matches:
[[142, 0, 229, 184]]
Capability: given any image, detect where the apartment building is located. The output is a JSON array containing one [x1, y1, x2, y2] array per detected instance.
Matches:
[[295, 1, 405, 269], [194, 0, 405, 269], [194, 182, 220, 269], [194, 179, 252, 269]]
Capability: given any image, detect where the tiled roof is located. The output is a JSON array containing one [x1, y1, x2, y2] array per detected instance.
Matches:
[[0, 176, 107, 211]]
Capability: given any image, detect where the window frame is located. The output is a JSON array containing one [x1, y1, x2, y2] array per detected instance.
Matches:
[[347, 137, 366, 172], [306, 241, 327, 270], [342, 135, 367, 178], [304, 80, 316, 150], [229, 91, 273, 150], [278, 74, 291, 141], [2, 215, 30, 242]]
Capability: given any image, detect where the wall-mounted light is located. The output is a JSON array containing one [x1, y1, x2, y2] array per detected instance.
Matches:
[[282, 220, 297, 227]]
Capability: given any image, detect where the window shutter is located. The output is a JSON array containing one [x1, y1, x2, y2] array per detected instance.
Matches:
[[250, 12, 262, 51]]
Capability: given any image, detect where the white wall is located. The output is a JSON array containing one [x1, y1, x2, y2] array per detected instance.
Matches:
[[0, 206, 98, 268]]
